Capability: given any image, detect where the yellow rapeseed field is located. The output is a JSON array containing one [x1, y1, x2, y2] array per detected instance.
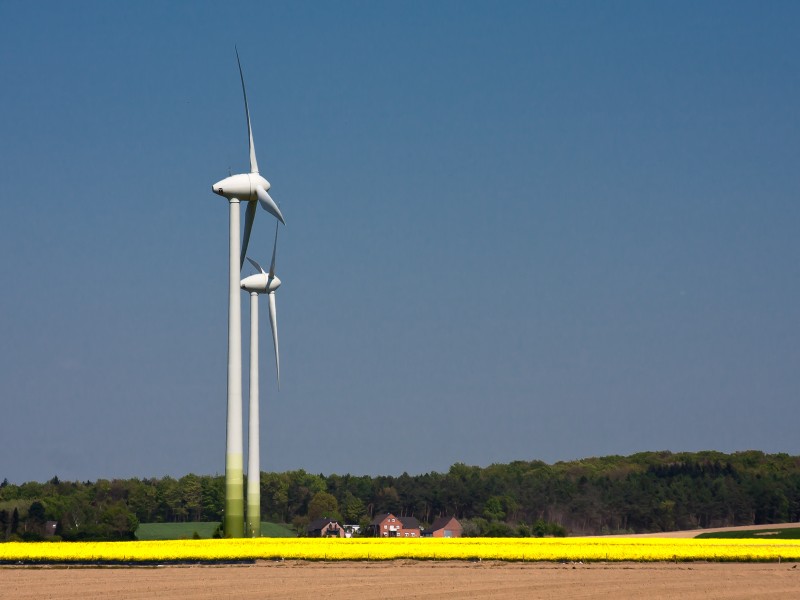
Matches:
[[2, 538, 800, 563]]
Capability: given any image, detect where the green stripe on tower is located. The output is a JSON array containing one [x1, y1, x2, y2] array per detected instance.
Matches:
[[224, 454, 244, 538], [246, 497, 261, 537]]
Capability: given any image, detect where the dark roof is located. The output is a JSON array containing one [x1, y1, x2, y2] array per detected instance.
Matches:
[[307, 518, 341, 532], [370, 513, 420, 529], [427, 515, 460, 532], [398, 516, 420, 529], [371, 512, 396, 526]]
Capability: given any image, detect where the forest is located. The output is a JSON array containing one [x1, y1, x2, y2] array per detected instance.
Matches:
[[2, 450, 799, 541]]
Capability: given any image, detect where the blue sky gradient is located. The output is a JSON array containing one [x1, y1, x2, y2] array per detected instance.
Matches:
[[1, 1, 799, 483]]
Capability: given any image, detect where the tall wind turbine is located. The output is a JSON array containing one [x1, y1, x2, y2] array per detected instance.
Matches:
[[241, 224, 282, 538], [212, 50, 284, 538]]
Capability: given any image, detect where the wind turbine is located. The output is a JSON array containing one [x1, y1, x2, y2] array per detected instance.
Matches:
[[211, 50, 284, 538], [241, 224, 282, 538], [213, 49, 286, 261]]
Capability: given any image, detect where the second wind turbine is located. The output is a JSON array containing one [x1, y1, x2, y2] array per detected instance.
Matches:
[[241, 224, 282, 537]]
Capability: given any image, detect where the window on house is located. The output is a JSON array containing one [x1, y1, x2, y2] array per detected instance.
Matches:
[[383, 525, 387, 529]]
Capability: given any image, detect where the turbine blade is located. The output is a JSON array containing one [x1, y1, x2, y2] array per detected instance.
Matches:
[[240, 200, 257, 270], [246, 257, 266, 274], [268, 292, 280, 389], [236, 47, 259, 174], [268, 220, 279, 278], [256, 185, 285, 224]]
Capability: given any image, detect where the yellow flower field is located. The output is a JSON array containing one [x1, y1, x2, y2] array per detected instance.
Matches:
[[2, 538, 800, 563]]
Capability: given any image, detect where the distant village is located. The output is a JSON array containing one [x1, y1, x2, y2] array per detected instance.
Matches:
[[307, 513, 462, 538]]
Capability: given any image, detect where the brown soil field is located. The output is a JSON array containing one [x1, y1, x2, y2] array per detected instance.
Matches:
[[3, 560, 800, 600]]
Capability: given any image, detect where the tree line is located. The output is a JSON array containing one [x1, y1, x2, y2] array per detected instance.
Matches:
[[2, 450, 799, 541]]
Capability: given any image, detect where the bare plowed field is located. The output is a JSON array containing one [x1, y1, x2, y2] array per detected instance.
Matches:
[[2, 560, 800, 599]]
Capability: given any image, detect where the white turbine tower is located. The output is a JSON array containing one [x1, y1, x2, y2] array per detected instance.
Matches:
[[241, 225, 282, 537], [212, 50, 284, 538]]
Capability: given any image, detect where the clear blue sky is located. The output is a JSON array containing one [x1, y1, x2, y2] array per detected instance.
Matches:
[[1, 1, 799, 484]]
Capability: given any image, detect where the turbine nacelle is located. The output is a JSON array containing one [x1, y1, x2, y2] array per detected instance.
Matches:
[[212, 173, 268, 201], [240, 272, 281, 294], [212, 173, 285, 225]]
